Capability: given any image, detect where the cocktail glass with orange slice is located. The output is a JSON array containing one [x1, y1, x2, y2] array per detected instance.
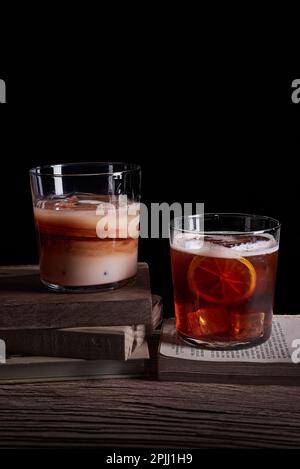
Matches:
[[170, 214, 280, 349]]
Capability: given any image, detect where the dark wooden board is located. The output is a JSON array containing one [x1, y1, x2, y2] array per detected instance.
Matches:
[[0, 340, 150, 383], [0, 327, 134, 361], [0, 295, 162, 360], [0, 379, 299, 448], [0, 264, 152, 329]]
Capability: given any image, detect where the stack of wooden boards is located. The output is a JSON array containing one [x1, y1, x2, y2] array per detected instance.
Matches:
[[0, 263, 162, 382]]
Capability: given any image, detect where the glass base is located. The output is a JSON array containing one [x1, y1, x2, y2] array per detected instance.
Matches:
[[41, 276, 136, 293], [177, 330, 271, 350]]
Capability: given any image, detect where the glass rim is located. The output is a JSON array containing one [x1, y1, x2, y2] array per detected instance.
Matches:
[[29, 162, 141, 177], [170, 213, 281, 236]]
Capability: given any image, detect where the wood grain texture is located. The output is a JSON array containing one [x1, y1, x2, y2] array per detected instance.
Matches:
[[0, 342, 149, 383], [0, 326, 135, 361], [0, 379, 299, 448], [0, 264, 152, 329], [0, 296, 162, 361]]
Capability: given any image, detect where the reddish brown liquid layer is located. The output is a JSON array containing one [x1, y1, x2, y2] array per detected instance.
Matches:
[[34, 207, 138, 259], [38, 233, 138, 257], [171, 247, 278, 345]]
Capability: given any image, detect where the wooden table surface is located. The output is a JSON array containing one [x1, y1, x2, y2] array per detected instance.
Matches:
[[0, 378, 300, 448]]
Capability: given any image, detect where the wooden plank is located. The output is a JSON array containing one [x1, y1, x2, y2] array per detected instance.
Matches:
[[0, 379, 299, 448], [0, 327, 135, 361], [0, 295, 162, 360], [0, 341, 149, 383], [0, 263, 153, 329]]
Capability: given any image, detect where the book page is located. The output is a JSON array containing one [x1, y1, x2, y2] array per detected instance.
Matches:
[[160, 316, 300, 363]]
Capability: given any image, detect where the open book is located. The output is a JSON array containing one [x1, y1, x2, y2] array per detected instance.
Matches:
[[158, 316, 300, 385]]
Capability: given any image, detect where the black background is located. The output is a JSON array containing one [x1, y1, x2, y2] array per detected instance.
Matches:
[[0, 41, 299, 317]]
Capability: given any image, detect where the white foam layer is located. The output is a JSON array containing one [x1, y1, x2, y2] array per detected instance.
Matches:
[[172, 233, 278, 258]]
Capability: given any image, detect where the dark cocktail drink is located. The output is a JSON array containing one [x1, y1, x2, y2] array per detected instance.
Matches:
[[170, 214, 280, 348]]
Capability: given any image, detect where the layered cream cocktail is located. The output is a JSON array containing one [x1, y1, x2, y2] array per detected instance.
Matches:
[[30, 163, 141, 291]]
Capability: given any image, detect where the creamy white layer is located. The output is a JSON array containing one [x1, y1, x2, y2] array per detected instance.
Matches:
[[40, 250, 138, 286]]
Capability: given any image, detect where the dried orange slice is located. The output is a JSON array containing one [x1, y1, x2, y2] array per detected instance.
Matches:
[[188, 255, 256, 305]]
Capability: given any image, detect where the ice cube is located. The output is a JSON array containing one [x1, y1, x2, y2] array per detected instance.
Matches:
[[54, 195, 79, 209], [230, 312, 265, 340], [187, 308, 230, 337]]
